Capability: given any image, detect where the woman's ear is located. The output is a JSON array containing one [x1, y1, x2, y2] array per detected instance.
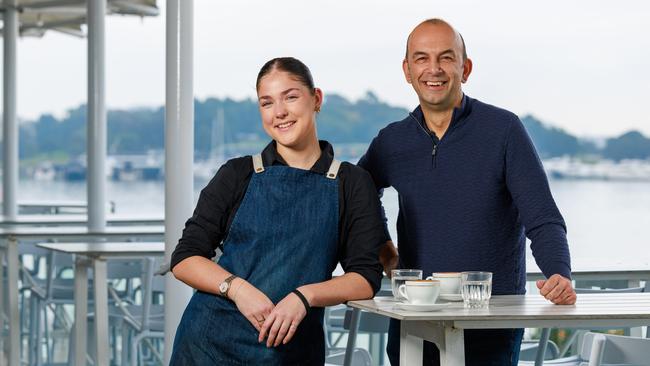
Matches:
[[313, 88, 324, 112]]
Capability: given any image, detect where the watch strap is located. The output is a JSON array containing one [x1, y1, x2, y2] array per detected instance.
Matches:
[[221, 275, 237, 298]]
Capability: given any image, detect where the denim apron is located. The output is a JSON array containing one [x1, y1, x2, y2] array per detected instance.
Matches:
[[171, 153, 341, 365]]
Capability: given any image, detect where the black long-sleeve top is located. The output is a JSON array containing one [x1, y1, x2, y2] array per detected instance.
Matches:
[[171, 140, 385, 293]]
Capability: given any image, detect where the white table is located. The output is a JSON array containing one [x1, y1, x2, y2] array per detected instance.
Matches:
[[0, 214, 164, 227], [348, 293, 650, 366], [0, 226, 164, 366], [37, 242, 165, 366], [17, 200, 116, 214], [351, 265, 650, 366]]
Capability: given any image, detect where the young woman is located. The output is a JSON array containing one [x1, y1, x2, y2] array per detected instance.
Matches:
[[169, 57, 385, 365]]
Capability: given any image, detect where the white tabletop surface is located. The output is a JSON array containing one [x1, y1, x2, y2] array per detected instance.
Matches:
[[349, 294, 650, 323], [37, 242, 165, 257], [0, 225, 165, 237], [0, 214, 164, 225]]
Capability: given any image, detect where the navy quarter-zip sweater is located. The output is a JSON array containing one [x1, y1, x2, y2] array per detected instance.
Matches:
[[358, 95, 571, 295]]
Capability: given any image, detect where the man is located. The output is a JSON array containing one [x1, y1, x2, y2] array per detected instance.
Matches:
[[358, 18, 576, 366]]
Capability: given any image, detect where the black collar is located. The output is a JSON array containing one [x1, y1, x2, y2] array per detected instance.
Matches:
[[260, 140, 335, 174]]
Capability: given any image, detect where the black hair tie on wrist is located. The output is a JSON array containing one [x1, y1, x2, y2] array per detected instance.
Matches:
[[292, 289, 311, 315]]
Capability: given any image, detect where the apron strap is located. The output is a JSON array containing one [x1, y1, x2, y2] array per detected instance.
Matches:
[[252, 154, 265, 173], [326, 159, 341, 179], [254, 152, 341, 178]]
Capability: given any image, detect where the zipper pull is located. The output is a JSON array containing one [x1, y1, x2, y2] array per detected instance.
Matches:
[[431, 143, 438, 168]]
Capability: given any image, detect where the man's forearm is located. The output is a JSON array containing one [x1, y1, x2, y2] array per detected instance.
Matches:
[[528, 223, 572, 280], [379, 240, 399, 276]]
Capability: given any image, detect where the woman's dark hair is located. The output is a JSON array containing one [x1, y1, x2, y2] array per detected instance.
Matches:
[[256, 57, 315, 93]]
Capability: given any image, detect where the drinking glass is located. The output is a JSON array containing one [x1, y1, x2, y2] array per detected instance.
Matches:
[[460, 271, 492, 308], [391, 269, 423, 301]]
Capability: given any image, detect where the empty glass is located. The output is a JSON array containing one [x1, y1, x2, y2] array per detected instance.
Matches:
[[461, 271, 492, 308], [391, 269, 423, 301]]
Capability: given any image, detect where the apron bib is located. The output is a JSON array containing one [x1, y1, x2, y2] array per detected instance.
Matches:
[[171, 154, 341, 365]]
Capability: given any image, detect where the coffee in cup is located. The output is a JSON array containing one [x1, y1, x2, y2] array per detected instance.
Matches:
[[397, 280, 440, 304]]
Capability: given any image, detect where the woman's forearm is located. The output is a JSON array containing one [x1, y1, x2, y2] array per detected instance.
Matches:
[[172, 256, 242, 297], [297, 272, 374, 308]]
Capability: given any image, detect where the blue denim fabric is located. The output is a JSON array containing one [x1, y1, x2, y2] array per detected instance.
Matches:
[[171, 166, 339, 365], [387, 319, 524, 366]]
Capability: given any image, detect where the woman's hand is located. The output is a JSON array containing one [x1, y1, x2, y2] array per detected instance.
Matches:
[[258, 292, 307, 347], [231, 279, 275, 332]]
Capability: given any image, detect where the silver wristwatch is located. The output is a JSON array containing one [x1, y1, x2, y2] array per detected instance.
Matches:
[[218, 275, 237, 298]]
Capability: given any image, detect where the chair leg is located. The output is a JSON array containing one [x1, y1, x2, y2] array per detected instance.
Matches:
[[344, 308, 361, 366], [35, 297, 43, 366], [43, 304, 52, 364], [121, 325, 130, 366], [68, 324, 75, 366], [29, 292, 38, 365], [130, 336, 139, 366], [111, 324, 117, 364], [534, 328, 551, 366]]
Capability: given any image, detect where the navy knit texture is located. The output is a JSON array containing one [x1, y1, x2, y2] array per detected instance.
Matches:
[[358, 96, 571, 295]]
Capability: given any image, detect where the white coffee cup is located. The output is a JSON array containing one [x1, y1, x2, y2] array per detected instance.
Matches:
[[398, 280, 440, 304], [426, 272, 461, 295]]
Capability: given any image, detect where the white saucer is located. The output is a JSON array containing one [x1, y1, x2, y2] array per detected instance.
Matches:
[[395, 302, 451, 312], [374, 296, 399, 302], [439, 293, 463, 301]]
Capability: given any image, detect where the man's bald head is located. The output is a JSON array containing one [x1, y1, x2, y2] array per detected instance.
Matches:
[[405, 18, 467, 61]]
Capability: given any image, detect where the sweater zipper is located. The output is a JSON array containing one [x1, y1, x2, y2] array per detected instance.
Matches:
[[410, 113, 438, 168]]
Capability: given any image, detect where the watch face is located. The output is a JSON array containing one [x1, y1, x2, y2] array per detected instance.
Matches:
[[219, 282, 228, 294]]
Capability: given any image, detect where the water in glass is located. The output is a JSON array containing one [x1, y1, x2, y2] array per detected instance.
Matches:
[[391, 269, 422, 301], [461, 280, 492, 308], [461, 271, 492, 308]]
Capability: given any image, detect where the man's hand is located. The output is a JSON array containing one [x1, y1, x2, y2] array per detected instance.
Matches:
[[536, 274, 576, 305], [380, 240, 399, 278]]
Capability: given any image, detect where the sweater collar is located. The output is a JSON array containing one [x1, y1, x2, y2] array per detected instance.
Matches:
[[411, 94, 471, 135]]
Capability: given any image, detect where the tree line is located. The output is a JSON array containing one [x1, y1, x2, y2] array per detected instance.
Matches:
[[13, 92, 650, 162]]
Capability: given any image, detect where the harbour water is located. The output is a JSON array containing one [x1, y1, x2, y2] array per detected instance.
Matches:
[[17, 178, 650, 263]]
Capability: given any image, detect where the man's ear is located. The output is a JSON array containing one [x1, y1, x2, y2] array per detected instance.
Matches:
[[461, 58, 473, 83], [402, 58, 412, 84]]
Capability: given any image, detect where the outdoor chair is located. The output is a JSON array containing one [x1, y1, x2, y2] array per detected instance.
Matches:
[[520, 284, 647, 366], [519, 331, 600, 366], [521, 331, 650, 366], [587, 332, 650, 365], [95, 257, 165, 366], [340, 303, 391, 366], [29, 254, 147, 365], [325, 348, 373, 366], [519, 336, 560, 361], [325, 304, 349, 349]]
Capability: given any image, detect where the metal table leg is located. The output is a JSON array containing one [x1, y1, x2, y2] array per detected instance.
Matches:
[[73, 256, 89, 366], [7, 236, 20, 366], [93, 258, 109, 366]]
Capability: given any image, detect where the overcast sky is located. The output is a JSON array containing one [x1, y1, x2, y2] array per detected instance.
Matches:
[[6, 0, 650, 137]]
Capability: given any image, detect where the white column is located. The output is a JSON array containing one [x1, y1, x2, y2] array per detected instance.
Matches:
[[164, 0, 195, 363], [87, 0, 107, 232], [3, 0, 19, 219]]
